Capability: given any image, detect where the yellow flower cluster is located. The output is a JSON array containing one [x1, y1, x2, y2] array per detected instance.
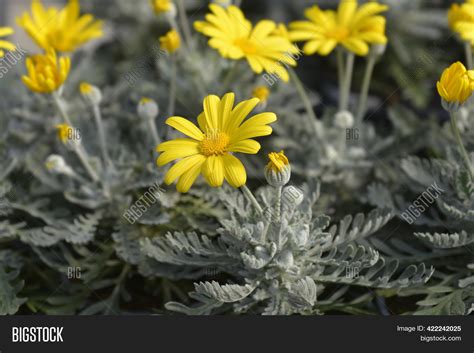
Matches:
[[0, 27, 15, 58], [437, 62, 474, 106], [289, 0, 388, 56], [17, 0, 103, 53], [22, 49, 71, 94], [194, 4, 299, 82], [159, 29, 181, 54], [157, 93, 277, 192], [448, 0, 474, 46]]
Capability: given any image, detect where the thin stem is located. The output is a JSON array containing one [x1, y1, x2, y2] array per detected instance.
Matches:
[[52, 92, 73, 125], [450, 111, 473, 179], [465, 42, 473, 70], [337, 48, 345, 109], [168, 55, 177, 117], [148, 118, 161, 147], [222, 61, 239, 92], [340, 51, 355, 112], [176, 0, 193, 50], [355, 54, 376, 125], [288, 67, 323, 140], [92, 104, 111, 165], [240, 185, 263, 214], [75, 145, 100, 182], [275, 186, 282, 223]]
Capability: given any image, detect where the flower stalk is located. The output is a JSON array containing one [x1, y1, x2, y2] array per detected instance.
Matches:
[[168, 55, 178, 117], [355, 54, 377, 125], [450, 111, 473, 179], [465, 42, 473, 70], [288, 67, 323, 141], [176, 0, 193, 50], [92, 104, 111, 165], [241, 185, 263, 215], [52, 92, 73, 126], [340, 51, 355, 112]]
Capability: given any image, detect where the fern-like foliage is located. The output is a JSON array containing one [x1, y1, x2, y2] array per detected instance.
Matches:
[[142, 183, 433, 315]]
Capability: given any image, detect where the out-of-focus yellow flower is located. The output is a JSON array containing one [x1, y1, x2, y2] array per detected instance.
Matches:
[[252, 86, 270, 104], [0, 27, 15, 57], [437, 62, 474, 107], [22, 49, 71, 94], [159, 29, 181, 53], [150, 0, 173, 14], [17, 0, 103, 52], [157, 93, 277, 192], [266, 150, 289, 172], [79, 82, 93, 95], [289, 0, 388, 56], [194, 5, 299, 82], [55, 124, 74, 144], [448, 0, 474, 45]]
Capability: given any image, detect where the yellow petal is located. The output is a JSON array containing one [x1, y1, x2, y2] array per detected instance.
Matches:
[[202, 155, 224, 187], [228, 139, 261, 154], [164, 155, 206, 185], [222, 154, 247, 188], [176, 162, 203, 193], [166, 117, 204, 140]]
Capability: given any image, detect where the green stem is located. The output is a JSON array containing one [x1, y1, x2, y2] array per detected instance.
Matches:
[[177, 0, 193, 50], [465, 42, 473, 70], [241, 185, 263, 214], [148, 118, 161, 147], [52, 92, 73, 125], [92, 104, 111, 165], [75, 145, 100, 183], [288, 67, 323, 141], [450, 112, 473, 179], [168, 55, 177, 117], [275, 186, 282, 223], [340, 51, 355, 112], [337, 48, 345, 110], [355, 54, 376, 125], [222, 61, 239, 92]]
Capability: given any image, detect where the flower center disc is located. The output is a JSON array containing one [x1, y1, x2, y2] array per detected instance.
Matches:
[[328, 26, 350, 41], [200, 131, 230, 156], [234, 38, 257, 54]]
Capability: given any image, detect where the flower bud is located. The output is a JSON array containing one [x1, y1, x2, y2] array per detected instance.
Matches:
[[138, 97, 159, 120], [252, 85, 270, 110], [265, 150, 291, 187], [45, 155, 74, 176], [79, 82, 102, 105], [369, 43, 386, 58], [437, 62, 474, 113], [159, 29, 181, 54], [55, 124, 81, 149], [334, 110, 354, 129]]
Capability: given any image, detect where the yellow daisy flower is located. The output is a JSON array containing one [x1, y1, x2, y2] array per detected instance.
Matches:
[[437, 61, 474, 105], [0, 27, 15, 57], [157, 93, 277, 192], [448, 0, 474, 45], [194, 4, 299, 82], [150, 0, 173, 15], [252, 86, 270, 104], [289, 0, 388, 56], [22, 49, 71, 94], [17, 0, 103, 52], [159, 29, 181, 54], [55, 124, 74, 144]]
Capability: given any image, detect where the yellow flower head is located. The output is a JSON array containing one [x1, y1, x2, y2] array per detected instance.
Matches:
[[22, 49, 71, 94], [266, 151, 289, 172], [151, 0, 173, 14], [79, 82, 93, 95], [289, 0, 389, 56], [0, 27, 15, 57], [437, 61, 474, 106], [55, 124, 74, 144], [17, 0, 103, 52], [194, 5, 300, 82], [159, 29, 181, 54], [157, 92, 277, 192], [448, 0, 474, 46], [252, 86, 270, 103]]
